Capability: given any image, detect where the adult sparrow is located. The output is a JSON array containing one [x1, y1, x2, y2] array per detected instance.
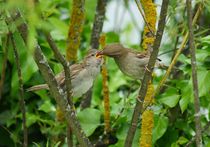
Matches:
[[97, 43, 165, 79], [27, 49, 103, 98]]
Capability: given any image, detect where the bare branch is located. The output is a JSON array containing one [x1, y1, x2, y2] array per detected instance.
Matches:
[[10, 10, 92, 147], [34, 45, 93, 147], [90, 0, 107, 49], [124, 0, 169, 146], [185, 121, 210, 147], [81, 0, 107, 110], [11, 34, 28, 147], [45, 32, 73, 107], [135, 0, 155, 36], [155, 4, 202, 95], [0, 35, 9, 100], [186, 0, 202, 146]]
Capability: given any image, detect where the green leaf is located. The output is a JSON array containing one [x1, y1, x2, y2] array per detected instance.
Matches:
[[48, 17, 68, 39], [159, 88, 180, 108], [177, 136, 188, 145], [0, 111, 14, 125], [179, 79, 192, 113], [77, 108, 101, 136], [26, 113, 40, 127], [11, 31, 38, 95], [38, 100, 56, 113], [180, 70, 210, 113], [153, 115, 169, 143], [179, 96, 189, 113], [198, 70, 210, 97]]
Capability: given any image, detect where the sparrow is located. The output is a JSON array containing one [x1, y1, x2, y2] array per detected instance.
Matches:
[[96, 43, 165, 80], [27, 49, 103, 98]]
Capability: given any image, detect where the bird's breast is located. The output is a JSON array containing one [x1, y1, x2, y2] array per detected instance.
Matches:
[[71, 69, 94, 98]]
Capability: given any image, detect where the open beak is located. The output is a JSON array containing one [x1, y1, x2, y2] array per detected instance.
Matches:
[[95, 50, 104, 58]]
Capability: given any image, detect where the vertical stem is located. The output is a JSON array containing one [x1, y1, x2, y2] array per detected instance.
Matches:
[[81, 0, 107, 110], [99, 35, 111, 133], [0, 35, 9, 100], [45, 32, 74, 147], [66, 0, 85, 143], [90, 0, 107, 49], [155, 5, 202, 95], [124, 0, 169, 146], [186, 0, 202, 146], [66, 0, 85, 62], [67, 126, 73, 147], [138, 0, 156, 146], [11, 34, 28, 147]]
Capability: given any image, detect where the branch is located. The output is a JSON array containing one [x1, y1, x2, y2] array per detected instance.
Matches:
[[155, 4, 202, 95], [90, 0, 107, 49], [10, 10, 93, 147], [45, 32, 74, 147], [0, 35, 9, 100], [185, 121, 210, 147], [45, 32, 73, 107], [66, 0, 85, 61], [135, 0, 155, 36], [186, 0, 202, 146], [81, 0, 107, 110], [34, 45, 93, 147], [124, 0, 169, 146], [11, 34, 28, 147]]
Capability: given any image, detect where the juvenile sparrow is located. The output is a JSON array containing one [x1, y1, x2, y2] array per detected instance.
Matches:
[[27, 49, 103, 98], [97, 43, 165, 79]]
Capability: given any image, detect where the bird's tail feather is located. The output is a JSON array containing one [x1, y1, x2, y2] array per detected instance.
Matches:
[[26, 84, 49, 92]]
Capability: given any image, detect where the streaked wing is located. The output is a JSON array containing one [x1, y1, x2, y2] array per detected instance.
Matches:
[[55, 63, 84, 86], [126, 48, 148, 59], [70, 63, 84, 79]]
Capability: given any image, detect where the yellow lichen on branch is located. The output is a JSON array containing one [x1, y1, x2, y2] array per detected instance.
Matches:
[[66, 0, 85, 61], [100, 34, 110, 133], [139, 0, 156, 146], [140, 110, 154, 147], [140, 0, 156, 53], [140, 82, 154, 147], [56, 0, 85, 127]]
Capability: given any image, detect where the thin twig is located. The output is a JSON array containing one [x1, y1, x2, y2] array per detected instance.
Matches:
[[155, 4, 202, 96], [45, 32, 73, 107], [0, 35, 9, 100], [45, 32, 74, 147], [10, 10, 92, 147], [34, 45, 93, 147], [67, 126, 73, 147], [124, 0, 169, 146], [90, 0, 107, 49], [66, 0, 85, 61], [134, 0, 155, 36], [11, 34, 28, 147], [186, 0, 202, 146], [0, 124, 22, 145], [185, 121, 210, 147], [81, 0, 107, 110]]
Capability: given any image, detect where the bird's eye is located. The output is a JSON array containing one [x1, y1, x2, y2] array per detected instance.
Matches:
[[91, 53, 94, 56]]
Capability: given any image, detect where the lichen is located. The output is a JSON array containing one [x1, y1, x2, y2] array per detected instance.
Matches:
[[100, 34, 111, 133], [140, 0, 156, 53], [66, 0, 85, 61]]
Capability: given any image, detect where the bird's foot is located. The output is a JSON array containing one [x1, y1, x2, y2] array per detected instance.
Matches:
[[144, 65, 151, 73]]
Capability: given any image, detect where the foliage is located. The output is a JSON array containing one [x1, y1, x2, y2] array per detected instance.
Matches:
[[0, 0, 210, 146]]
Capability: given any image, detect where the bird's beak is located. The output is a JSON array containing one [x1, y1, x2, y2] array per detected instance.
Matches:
[[96, 50, 104, 58]]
